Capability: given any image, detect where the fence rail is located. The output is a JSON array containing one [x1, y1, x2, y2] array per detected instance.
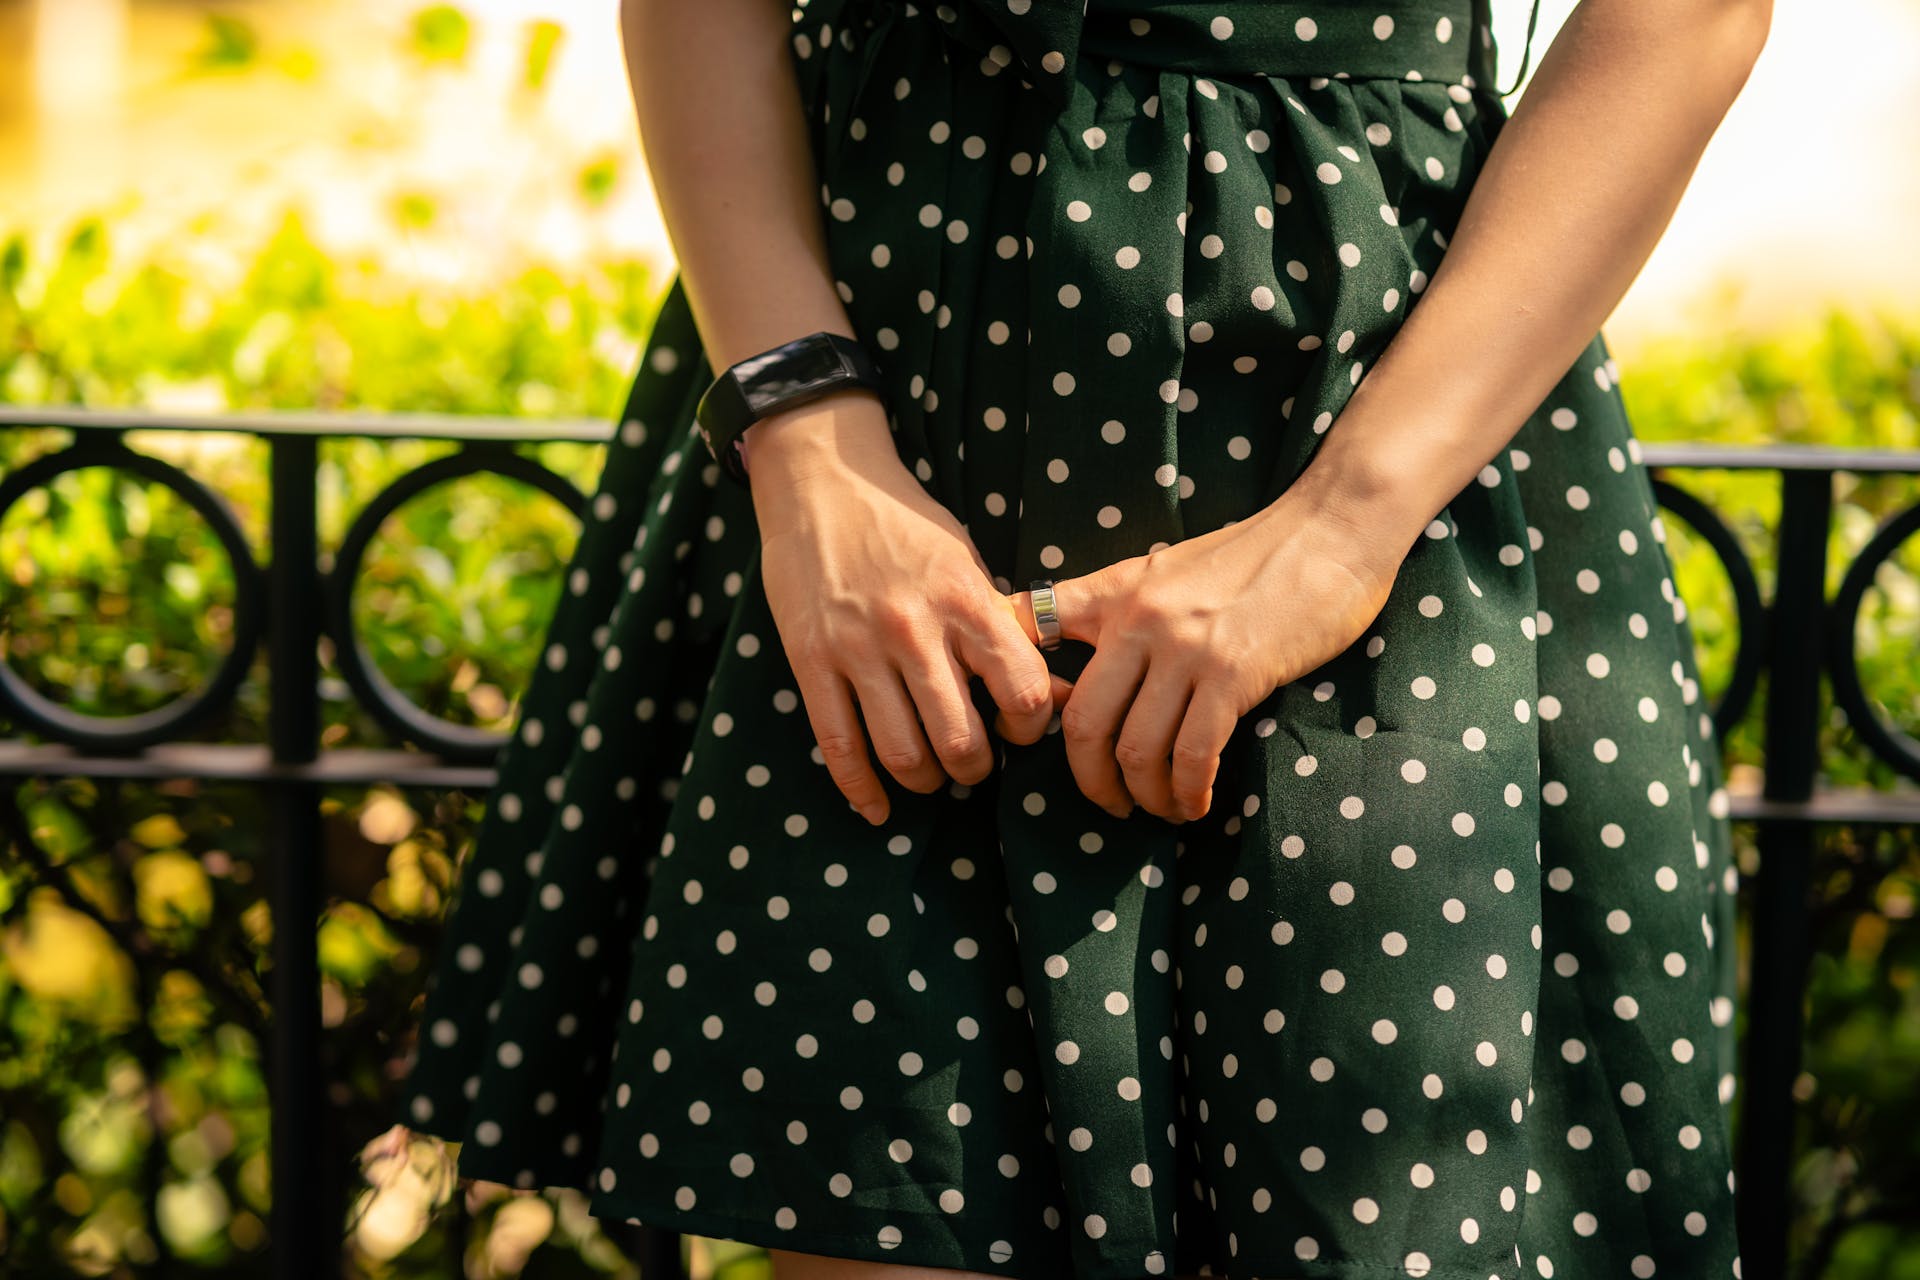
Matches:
[[2, 405, 1918, 1280]]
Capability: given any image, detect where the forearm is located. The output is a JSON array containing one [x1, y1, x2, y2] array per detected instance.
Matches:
[[619, 0, 893, 482], [1282, 0, 1771, 562]]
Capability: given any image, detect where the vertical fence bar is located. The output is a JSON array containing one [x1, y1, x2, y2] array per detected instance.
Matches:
[[267, 434, 331, 1280], [603, 1220, 685, 1279], [1737, 468, 1832, 1280]]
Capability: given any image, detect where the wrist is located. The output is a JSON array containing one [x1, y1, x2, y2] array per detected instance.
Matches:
[[1275, 447, 1435, 585], [743, 387, 894, 475], [743, 389, 905, 525]]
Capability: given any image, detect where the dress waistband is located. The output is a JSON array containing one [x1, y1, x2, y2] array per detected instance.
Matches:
[[886, 0, 1511, 110], [1079, 0, 1499, 84]]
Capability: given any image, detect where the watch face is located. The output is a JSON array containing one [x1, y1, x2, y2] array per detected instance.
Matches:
[[736, 334, 846, 413]]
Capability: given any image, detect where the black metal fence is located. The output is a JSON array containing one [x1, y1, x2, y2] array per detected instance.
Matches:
[[1, 405, 1917, 1280]]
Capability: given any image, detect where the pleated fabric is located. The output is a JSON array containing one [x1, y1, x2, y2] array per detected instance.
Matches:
[[399, 2, 1746, 1277]]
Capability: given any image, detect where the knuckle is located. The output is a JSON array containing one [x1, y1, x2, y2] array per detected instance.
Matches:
[[873, 600, 923, 641], [874, 743, 928, 775], [814, 731, 868, 767], [1004, 672, 1053, 718], [1127, 591, 1180, 631], [1112, 736, 1159, 773], [1056, 703, 1103, 743], [931, 571, 986, 611], [1171, 739, 1216, 770], [1210, 650, 1256, 687], [930, 728, 985, 764], [1146, 623, 1201, 663]]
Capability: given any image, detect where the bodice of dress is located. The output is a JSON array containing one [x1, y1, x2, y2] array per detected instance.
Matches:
[[835, 0, 1517, 111], [786, 0, 1537, 566]]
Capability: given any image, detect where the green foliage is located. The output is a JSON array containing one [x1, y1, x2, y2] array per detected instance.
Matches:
[[191, 15, 262, 73], [1, 775, 273, 1271], [1619, 308, 1920, 796], [578, 155, 623, 207], [0, 209, 662, 746], [409, 6, 472, 65], [523, 20, 565, 93], [1, 210, 657, 417], [0, 200, 667, 1273]]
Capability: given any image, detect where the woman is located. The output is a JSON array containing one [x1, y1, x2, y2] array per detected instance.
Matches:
[[399, 0, 1769, 1276]]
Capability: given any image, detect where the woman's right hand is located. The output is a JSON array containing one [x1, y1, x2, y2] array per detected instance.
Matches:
[[746, 389, 1057, 826]]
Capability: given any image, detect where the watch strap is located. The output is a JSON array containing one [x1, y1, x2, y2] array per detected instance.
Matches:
[[694, 331, 888, 488]]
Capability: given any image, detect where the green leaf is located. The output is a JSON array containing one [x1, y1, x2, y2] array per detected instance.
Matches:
[[578, 155, 620, 207], [192, 15, 261, 72], [410, 5, 472, 63], [522, 19, 563, 92]]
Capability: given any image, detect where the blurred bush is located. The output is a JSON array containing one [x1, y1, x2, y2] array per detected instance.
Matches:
[[0, 1, 779, 1272]]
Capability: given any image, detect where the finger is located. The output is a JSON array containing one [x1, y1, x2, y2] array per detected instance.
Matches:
[[1003, 590, 1041, 647], [1059, 642, 1148, 819], [994, 671, 1074, 739], [1026, 560, 1141, 647], [794, 664, 892, 824], [1005, 575, 1089, 647], [1114, 664, 1195, 822], [1170, 681, 1241, 821], [960, 601, 1055, 745], [847, 664, 951, 795], [897, 639, 996, 787]]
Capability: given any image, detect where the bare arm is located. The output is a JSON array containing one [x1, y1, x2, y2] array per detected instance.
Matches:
[[619, 0, 1056, 824], [618, 0, 893, 469], [1287, 0, 1774, 560]]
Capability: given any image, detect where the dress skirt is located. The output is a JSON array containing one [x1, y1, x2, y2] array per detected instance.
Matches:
[[398, 1, 1746, 1277]]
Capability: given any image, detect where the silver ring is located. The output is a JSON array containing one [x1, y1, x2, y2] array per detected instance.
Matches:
[[1029, 579, 1061, 650]]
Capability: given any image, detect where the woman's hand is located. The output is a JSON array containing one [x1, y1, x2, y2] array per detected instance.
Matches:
[[1002, 489, 1407, 823], [749, 391, 1056, 827]]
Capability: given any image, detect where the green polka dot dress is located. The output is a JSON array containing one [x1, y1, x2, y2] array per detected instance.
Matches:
[[399, 1, 1746, 1276]]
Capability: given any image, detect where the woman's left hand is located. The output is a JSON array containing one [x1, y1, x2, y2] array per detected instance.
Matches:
[[999, 494, 1408, 823]]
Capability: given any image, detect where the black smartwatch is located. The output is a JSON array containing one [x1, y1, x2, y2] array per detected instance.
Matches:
[[693, 331, 888, 488]]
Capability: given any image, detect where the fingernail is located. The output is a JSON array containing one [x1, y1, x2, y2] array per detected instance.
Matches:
[[861, 804, 887, 825]]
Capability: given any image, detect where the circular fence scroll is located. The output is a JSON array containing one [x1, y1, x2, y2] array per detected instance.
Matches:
[[324, 446, 586, 764], [1648, 475, 1766, 741], [0, 438, 266, 751], [1828, 498, 1920, 784]]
